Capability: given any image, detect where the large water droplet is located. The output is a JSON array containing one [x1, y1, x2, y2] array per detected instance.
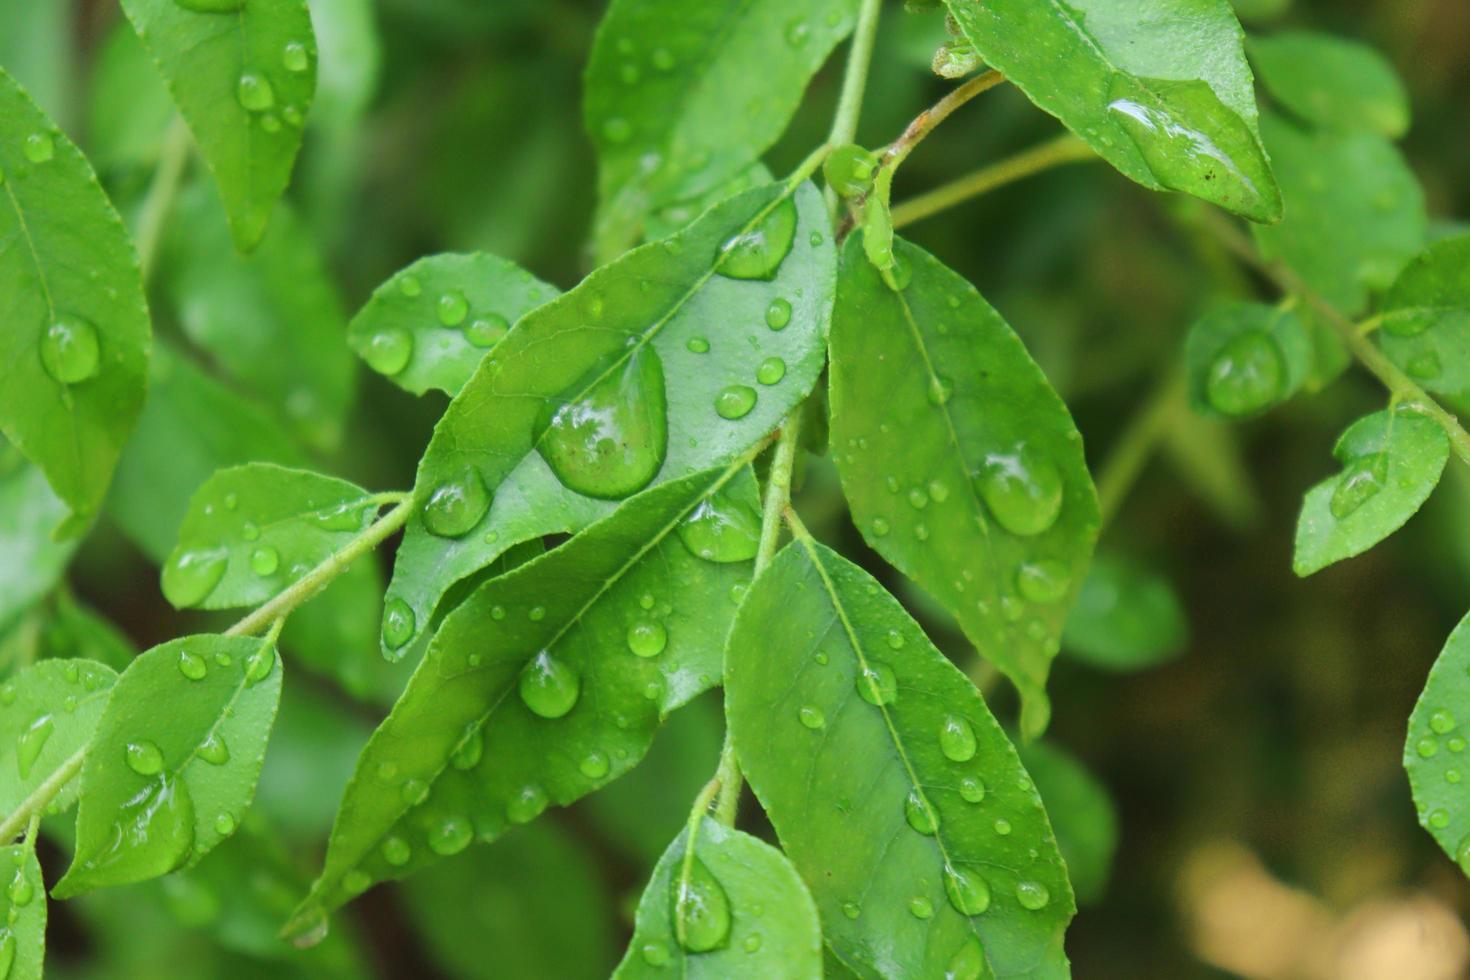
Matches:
[[162, 548, 227, 607], [236, 72, 275, 113], [756, 357, 786, 386], [1330, 452, 1388, 520], [943, 864, 991, 916], [178, 650, 208, 681], [537, 346, 668, 500], [673, 856, 732, 953], [450, 725, 483, 770], [78, 776, 195, 889], [857, 662, 897, 706], [41, 315, 101, 384], [939, 715, 977, 762], [904, 789, 940, 835], [363, 328, 412, 376], [1015, 880, 1051, 910], [382, 598, 416, 652], [677, 487, 760, 562], [718, 198, 798, 280], [250, 546, 280, 576], [765, 298, 792, 330], [626, 621, 667, 658], [245, 643, 275, 685], [715, 385, 757, 420], [1205, 330, 1285, 417], [423, 467, 492, 537], [1016, 559, 1071, 604], [126, 740, 165, 776], [197, 732, 229, 766], [518, 651, 580, 719], [436, 291, 469, 326], [465, 314, 509, 348], [428, 816, 473, 856], [282, 41, 309, 73], [977, 447, 1064, 536], [16, 715, 53, 779]]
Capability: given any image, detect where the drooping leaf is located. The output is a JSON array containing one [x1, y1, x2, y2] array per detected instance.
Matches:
[[108, 343, 305, 564], [1376, 235, 1470, 399], [1248, 31, 1409, 139], [1293, 405, 1448, 576], [382, 181, 834, 657], [829, 236, 1099, 737], [54, 633, 284, 898], [584, 0, 856, 259], [163, 184, 354, 451], [1184, 302, 1311, 419], [1017, 741, 1118, 907], [404, 822, 616, 980], [0, 842, 47, 980], [120, 0, 317, 250], [727, 539, 1074, 979], [941, 0, 1281, 222], [288, 466, 759, 935], [1404, 611, 1470, 878], [1062, 553, 1188, 672], [0, 452, 76, 628], [0, 68, 151, 534], [1252, 112, 1425, 315], [0, 659, 117, 814], [613, 816, 822, 978], [160, 463, 375, 611], [347, 252, 559, 397]]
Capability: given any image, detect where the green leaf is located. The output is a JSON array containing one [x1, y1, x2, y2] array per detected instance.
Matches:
[[36, 595, 139, 673], [383, 181, 834, 657], [643, 163, 773, 243], [584, 0, 856, 260], [0, 0, 74, 123], [87, 23, 175, 173], [0, 68, 151, 534], [1016, 741, 1117, 907], [1248, 31, 1409, 139], [1062, 553, 1188, 672], [1231, 0, 1290, 23], [613, 816, 822, 978], [163, 184, 354, 450], [288, 466, 758, 935], [1252, 112, 1425, 315], [404, 823, 616, 980], [307, 0, 380, 129], [54, 633, 284, 898], [160, 463, 375, 611], [941, 0, 1281, 223], [1293, 405, 1448, 577], [829, 236, 1099, 737], [1184, 302, 1311, 419], [108, 343, 305, 563], [120, 0, 317, 250], [0, 842, 47, 980], [1377, 235, 1470, 399], [1405, 611, 1470, 877], [727, 539, 1074, 979], [0, 453, 76, 628], [0, 659, 117, 814], [347, 252, 559, 397]]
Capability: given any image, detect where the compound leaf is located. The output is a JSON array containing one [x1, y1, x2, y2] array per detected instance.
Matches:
[[1248, 31, 1409, 139], [727, 539, 1073, 979], [383, 181, 834, 657], [941, 0, 1280, 222], [54, 633, 284, 898], [1183, 302, 1311, 419], [1377, 235, 1470, 399], [0, 842, 46, 980], [0, 68, 150, 534], [348, 252, 559, 397], [613, 816, 822, 978], [1293, 405, 1448, 576], [288, 465, 759, 935], [120, 0, 317, 250], [1405, 611, 1470, 877], [0, 659, 118, 814], [830, 236, 1099, 737], [584, 0, 856, 260], [1062, 554, 1188, 672]]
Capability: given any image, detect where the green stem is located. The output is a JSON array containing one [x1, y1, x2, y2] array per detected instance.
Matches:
[[755, 417, 804, 575], [881, 70, 1006, 173], [134, 117, 191, 282], [1095, 366, 1187, 527], [823, 0, 884, 219], [889, 133, 1095, 230], [0, 744, 86, 842]]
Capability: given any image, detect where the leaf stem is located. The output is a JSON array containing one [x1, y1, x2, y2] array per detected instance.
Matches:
[[134, 116, 191, 282], [755, 417, 804, 575], [880, 70, 1006, 173], [0, 744, 87, 843], [889, 133, 1096, 230], [823, 0, 884, 219], [1095, 365, 1187, 527]]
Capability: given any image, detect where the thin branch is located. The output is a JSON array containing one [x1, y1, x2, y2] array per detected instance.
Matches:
[[134, 117, 191, 282], [1095, 365, 1187, 527], [0, 745, 86, 842], [881, 69, 1006, 172]]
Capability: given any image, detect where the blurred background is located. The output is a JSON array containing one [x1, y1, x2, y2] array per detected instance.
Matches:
[[3, 0, 1470, 976]]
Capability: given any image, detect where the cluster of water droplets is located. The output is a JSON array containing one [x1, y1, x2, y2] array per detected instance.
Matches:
[[364, 273, 520, 378], [221, 31, 311, 134], [6, 662, 111, 783]]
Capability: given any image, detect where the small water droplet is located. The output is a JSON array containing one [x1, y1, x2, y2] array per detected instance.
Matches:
[[436, 290, 469, 326], [40, 314, 101, 384], [245, 643, 275, 685], [993, 817, 1012, 835], [1417, 737, 1439, 759], [236, 72, 275, 112], [7, 866, 32, 907], [518, 651, 580, 718], [765, 298, 792, 330], [126, 740, 164, 776], [23, 132, 54, 163], [428, 816, 473, 856], [871, 517, 890, 537], [1016, 559, 1071, 604], [250, 546, 280, 576], [1430, 808, 1451, 829], [677, 486, 760, 562], [715, 385, 757, 420], [959, 777, 986, 803], [939, 715, 977, 762], [1432, 710, 1457, 734], [506, 784, 548, 824], [162, 548, 228, 607], [718, 199, 798, 280], [399, 274, 422, 297], [756, 357, 786, 385], [1330, 452, 1388, 520], [423, 467, 492, 537], [627, 621, 668, 658], [381, 836, 411, 865], [401, 779, 430, 806], [579, 751, 610, 779], [857, 662, 897, 705], [1015, 880, 1050, 910], [450, 726, 483, 770], [908, 896, 934, 919], [928, 375, 954, 406], [842, 901, 861, 919], [686, 336, 710, 353], [214, 813, 236, 836], [282, 41, 309, 73], [177, 650, 208, 681], [197, 732, 229, 766], [642, 942, 671, 966], [364, 327, 412, 376], [947, 939, 986, 980], [798, 705, 825, 729], [465, 314, 509, 348], [16, 715, 53, 779]]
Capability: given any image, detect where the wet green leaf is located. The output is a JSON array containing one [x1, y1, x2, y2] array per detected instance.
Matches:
[[0, 454, 76, 628], [0, 68, 151, 535], [54, 633, 284, 897], [1252, 112, 1425, 315], [613, 816, 822, 978], [288, 466, 758, 934], [0, 659, 117, 814], [1062, 553, 1188, 672], [830, 236, 1099, 737], [383, 182, 833, 657], [0, 842, 47, 980], [942, 0, 1281, 222], [1017, 741, 1117, 907], [1293, 405, 1448, 576], [727, 539, 1074, 978], [347, 252, 559, 396], [120, 0, 317, 250], [1405, 610, 1470, 879], [1377, 235, 1470, 399], [1248, 31, 1409, 139], [584, 0, 855, 260], [643, 163, 773, 243], [1184, 302, 1311, 419]]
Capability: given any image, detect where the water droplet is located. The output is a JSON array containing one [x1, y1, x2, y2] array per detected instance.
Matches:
[[977, 447, 1064, 536], [842, 901, 861, 919], [765, 298, 792, 330], [743, 932, 763, 952], [282, 41, 309, 73], [236, 72, 275, 113], [908, 896, 934, 919], [162, 547, 229, 608], [436, 290, 469, 326], [537, 346, 668, 500], [798, 705, 825, 729], [382, 836, 411, 865], [1330, 452, 1388, 520], [871, 517, 890, 537], [756, 357, 786, 385], [993, 817, 1012, 835], [423, 467, 492, 537], [7, 866, 32, 907], [580, 751, 610, 779], [928, 375, 954, 406], [364, 327, 412, 376], [1407, 351, 1442, 380], [40, 314, 101, 384], [518, 651, 580, 718], [886, 630, 904, 650], [16, 715, 53, 779], [959, 777, 986, 803], [905, 788, 940, 835], [529, 606, 546, 621], [715, 385, 757, 420], [908, 487, 929, 509], [126, 740, 164, 776], [1417, 737, 1439, 759], [785, 19, 810, 46], [506, 784, 548, 824], [401, 779, 430, 806], [1430, 808, 1451, 829], [1016, 559, 1071, 604], [1456, 834, 1470, 876], [465, 314, 509, 348], [857, 662, 897, 705], [428, 816, 473, 855], [1015, 880, 1050, 910], [642, 942, 671, 966], [939, 715, 977, 762], [399, 274, 422, 297], [214, 813, 236, 836], [673, 857, 732, 953], [626, 621, 668, 658], [250, 546, 280, 576], [1205, 330, 1285, 417], [450, 726, 483, 770], [197, 732, 229, 766], [245, 642, 275, 685], [23, 132, 53, 163], [686, 336, 710, 353], [651, 47, 675, 70], [943, 864, 991, 915], [1432, 710, 1457, 734], [677, 487, 760, 562], [382, 598, 416, 651], [718, 198, 798, 280]]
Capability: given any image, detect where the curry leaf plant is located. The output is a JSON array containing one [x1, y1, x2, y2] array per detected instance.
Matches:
[[4, 0, 1470, 976]]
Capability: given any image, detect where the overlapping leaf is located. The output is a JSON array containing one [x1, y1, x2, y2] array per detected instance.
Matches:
[[0, 453, 76, 628], [830, 236, 1099, 737], [1062, 554, 1188, 672], [1184, 302, 1311, 419], [0, 69, 150, 535], [1376, 236, 1470, 400], [0, 659, 117, 814], [383, 181, 834, 657], [1248, 31, 1409, 139], [941, 0, 1281, 222], [0, 843, 46, 980], [727, 540, 1073, 979], [289, 466, 759, 935], [1017, 741, 1118, 907], [1405, 610, 1470, 877]]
